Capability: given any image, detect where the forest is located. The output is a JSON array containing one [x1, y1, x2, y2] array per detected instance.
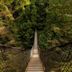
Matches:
[[0, 0, 72, 72]]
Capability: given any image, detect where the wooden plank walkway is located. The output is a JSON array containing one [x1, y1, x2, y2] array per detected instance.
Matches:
[[25, 30, 44, 72]]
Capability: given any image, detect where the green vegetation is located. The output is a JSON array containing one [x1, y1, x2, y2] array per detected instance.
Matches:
[[38, 0, 72, 72], [0, 0, 34, 49], [0, 0, 72, 72], [38, 0, 72, 49], [0, 0, 32, 72]]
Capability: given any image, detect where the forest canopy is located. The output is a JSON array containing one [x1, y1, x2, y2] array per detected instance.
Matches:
[[0, 0, 72, 49]]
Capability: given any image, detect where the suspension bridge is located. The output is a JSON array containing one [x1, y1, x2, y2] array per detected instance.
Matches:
[[25, 30, 44, 72]]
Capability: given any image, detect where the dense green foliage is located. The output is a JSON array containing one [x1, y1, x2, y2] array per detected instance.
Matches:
[[0, 0, 49, 48], [0, 0, 32, 72], [0, 0, 72, 48], [0, 0, 72, 72], [38, 0, 72, 72], [0, 0, 34, 49], [38, 0, 72, 49]]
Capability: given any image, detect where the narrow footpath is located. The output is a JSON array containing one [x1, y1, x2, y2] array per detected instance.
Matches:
[[25, 30, 44, 72]]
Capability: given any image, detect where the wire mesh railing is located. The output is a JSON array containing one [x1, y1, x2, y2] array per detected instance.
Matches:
[[0, 46, 31, 72], [39, 42, 72, 72]]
